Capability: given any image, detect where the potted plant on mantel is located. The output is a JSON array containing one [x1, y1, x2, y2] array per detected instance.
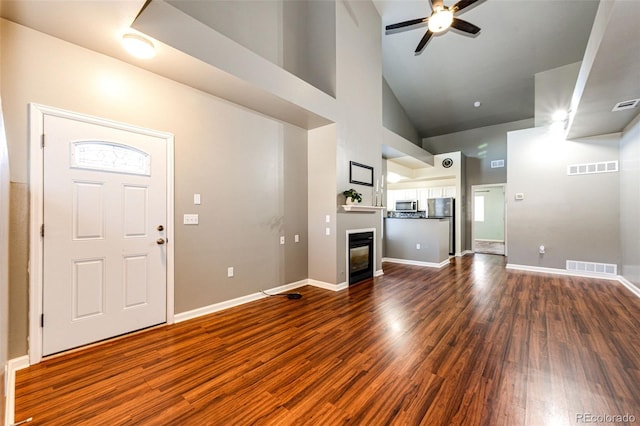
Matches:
[[343, 188, 362, 205]]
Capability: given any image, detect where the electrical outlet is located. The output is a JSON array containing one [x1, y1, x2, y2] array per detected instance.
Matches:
[[416, 243, 421, 250], [295, 234, 300, 243], [280, 236, 285, 245], [227, 267, 234, 277], [194, 194, 201, 205], [183, 214, 199, 225]]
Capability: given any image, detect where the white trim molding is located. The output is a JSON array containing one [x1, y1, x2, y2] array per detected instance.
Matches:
[[616, 276, 640, 299], [175, 280, 309, 323], [5, 356, 30, 426], [28, 104, 175, 364], [309, 279, 349, 292], [506, 264, 640, 299], [383, 257, 450, 269], [505, 263, 620, 280]]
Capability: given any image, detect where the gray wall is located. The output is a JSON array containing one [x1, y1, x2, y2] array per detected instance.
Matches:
[[283, 0, 336, 97], [168, 0, 336, 97], [335, 0, 384, 284], [620, 113, 640, 287], [422, 119, 533, 250], [382, 77, 421, 146], [2, 21, 309, 357], [507, 126, 620, 269], [308, 124, 337, 284]]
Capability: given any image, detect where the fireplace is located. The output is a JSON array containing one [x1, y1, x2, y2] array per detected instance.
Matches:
[[348, 231, 374, 285]]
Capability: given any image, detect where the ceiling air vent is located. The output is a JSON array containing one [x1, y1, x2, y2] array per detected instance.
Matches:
[[612, 98, 640, 112]]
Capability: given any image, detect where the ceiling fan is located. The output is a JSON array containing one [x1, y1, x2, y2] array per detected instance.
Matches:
[[386, 0, 484, 54]]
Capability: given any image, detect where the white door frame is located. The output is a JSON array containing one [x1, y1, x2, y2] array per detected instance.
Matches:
[[470, 183, 507, 256], [28, 104, 175, 365]]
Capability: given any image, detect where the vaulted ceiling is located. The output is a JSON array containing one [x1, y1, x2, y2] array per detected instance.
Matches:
[[2, 0, 639, 141]]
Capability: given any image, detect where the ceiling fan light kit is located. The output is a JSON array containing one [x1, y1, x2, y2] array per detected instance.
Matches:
[[428, 9, 454, 33], [386, 0, 483, 54]]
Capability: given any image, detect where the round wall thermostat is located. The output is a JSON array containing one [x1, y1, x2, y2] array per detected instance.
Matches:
[[442, 158, 453, 168]]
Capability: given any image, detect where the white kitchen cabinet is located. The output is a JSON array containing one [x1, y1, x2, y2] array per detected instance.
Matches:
[[428, 187, 443, 198], [443, 186, 457, 198]]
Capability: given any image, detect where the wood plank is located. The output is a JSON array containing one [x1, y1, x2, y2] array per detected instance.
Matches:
[[14, 254, 640, 425]]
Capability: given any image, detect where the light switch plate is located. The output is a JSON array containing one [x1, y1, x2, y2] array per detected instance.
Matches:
[[280, 236, 285, 245], [194, 194, 201, 205], [227, 267, 234, 277], [183, 214, 199, 225], [295, 234, 300, 243], [325, 227, 331, 236]]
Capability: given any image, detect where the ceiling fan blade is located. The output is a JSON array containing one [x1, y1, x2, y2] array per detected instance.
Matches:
[[415, 30, 434, 53], [452, 0, 482, 13], [430, 0, 444, 11], [386, 17, 428, 31], [451, 18, 480, 34]]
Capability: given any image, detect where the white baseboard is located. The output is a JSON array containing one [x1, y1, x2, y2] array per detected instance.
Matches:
[[459, 250, 474, 256], [506, 264, 640, 299], [383, 257, 450, 269], [5, 356, 30, 426], [174, 279, 308, 323], [618, 276, 640, 298], [308, 279, 348, 292], [374, 269, 384, 277], [505, 263, 620, 281]]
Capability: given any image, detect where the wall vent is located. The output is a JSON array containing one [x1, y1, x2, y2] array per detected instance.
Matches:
[[491, 159, 505, 168], [566, 260, 617, 276], [612, 98, 640, 112], [567, 161, 618, 176]]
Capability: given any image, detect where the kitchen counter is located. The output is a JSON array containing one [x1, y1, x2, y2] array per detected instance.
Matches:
[[384, 218, 450, 266]]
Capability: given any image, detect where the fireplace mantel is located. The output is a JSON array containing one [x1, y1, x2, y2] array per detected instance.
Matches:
[[341, 205, 385, 213]]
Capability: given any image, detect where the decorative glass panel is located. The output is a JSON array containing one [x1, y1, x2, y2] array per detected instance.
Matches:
[[71, 141, 150, 176]]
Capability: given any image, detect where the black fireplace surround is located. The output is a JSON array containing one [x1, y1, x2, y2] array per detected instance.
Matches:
[[348, 231, 374, 285]]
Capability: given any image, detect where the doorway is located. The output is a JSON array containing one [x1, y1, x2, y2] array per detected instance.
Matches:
[[29, 104, 175, 363], [472, 184, 506, 256]]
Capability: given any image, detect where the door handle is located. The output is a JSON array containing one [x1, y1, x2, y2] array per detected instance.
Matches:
[[157, 238, 166, 245]]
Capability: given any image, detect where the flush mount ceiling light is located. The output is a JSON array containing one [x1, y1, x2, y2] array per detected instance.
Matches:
[[122, 33, 156, 59]]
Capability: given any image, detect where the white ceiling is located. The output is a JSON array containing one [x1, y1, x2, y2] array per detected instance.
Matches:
[[2, 0, 639, 141]]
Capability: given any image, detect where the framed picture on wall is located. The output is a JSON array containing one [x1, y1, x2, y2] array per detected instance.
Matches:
[[349, 161, 374, 186]]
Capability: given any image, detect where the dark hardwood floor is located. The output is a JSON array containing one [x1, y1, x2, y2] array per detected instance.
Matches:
[[14, 254, 640, 425]]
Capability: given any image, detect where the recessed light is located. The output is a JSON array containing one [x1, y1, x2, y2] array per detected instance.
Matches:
[[552, 109, 568, 122], [122, 33, 156, 59]]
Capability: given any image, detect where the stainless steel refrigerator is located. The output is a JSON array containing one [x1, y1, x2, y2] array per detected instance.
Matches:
[[427, 197, 455, 255]]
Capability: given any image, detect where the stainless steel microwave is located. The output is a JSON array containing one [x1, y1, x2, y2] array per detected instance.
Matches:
[[395, 200, 418, 212]]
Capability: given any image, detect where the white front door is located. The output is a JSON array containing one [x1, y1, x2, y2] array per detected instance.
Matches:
[[42, 114, 168, 356]]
